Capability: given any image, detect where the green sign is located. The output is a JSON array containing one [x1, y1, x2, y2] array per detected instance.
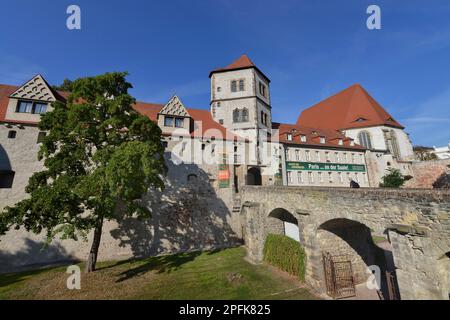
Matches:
[[286, 161, 366, 172]]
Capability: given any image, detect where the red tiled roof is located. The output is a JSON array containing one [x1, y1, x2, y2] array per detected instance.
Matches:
[[272, 122, 365, 150], [297, 84, 404, 130], [132, 102, 243, 141], [209, 54, 270, 82], [0, 84, 17, 122]]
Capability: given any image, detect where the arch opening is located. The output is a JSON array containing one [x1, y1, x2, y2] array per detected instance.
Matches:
[[268, 208, 299, 242], [317, 218, 396, 299]]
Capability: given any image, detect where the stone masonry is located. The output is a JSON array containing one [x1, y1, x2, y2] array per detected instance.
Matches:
[[239, 186, 450, 300]]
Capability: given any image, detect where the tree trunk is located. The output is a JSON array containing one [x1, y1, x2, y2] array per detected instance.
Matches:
[[86, 217, 104, 273]]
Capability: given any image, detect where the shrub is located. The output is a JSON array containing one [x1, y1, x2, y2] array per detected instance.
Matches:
[[379, 168, 405, 188], [263, 234, 306, 281]]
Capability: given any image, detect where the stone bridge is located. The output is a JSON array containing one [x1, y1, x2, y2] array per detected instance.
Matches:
[[239, 186, 450, 300]]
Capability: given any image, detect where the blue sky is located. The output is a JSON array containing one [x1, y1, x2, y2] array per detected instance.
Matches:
[[1, 0, 450, 146]]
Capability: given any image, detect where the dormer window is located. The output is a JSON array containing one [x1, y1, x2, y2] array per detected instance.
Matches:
[[164, 116, 174, 127], [17, 101, 33, 113], [175, 118, 184, 128], [287, 133, 293, 141], [34, 103, 47, 114], [312, 131, 317, 135], [320, 137, 325, 144], [338, 139, 343, 146], [355, 118, 367, 122], [300, 135, 306, 142], [16, 100, 48, 114]]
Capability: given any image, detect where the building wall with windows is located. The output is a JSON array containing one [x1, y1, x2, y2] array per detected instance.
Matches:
[[281, 145, 369, 187]]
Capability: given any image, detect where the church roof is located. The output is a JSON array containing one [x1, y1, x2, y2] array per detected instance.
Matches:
[[296, 84, 404, 130], [209, 54, 270, 82]]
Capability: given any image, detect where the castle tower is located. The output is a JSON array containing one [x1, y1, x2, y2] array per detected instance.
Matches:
[[209, 54, 272, 141]]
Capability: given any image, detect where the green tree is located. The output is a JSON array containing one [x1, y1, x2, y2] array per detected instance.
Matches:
[[52, 78, 74, 92], [379, 168, 405, 188], [0, 72, 166, 272]]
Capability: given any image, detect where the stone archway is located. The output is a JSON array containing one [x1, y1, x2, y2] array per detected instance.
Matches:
[[316, 218, 392, 298], [268, 208, 300, 242], [247, 167, 262, 186]]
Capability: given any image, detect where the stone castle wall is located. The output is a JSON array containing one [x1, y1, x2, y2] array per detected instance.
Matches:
[[405, 159, 450, 189]]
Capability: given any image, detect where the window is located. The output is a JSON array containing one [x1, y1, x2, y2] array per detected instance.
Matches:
[[233, 109, 249, 123], [239, 80, 245, 91], [355, 173, 359, 183], [338, 139, 343, 146], [16, 100, 47, 114], [287, 171, 293, 183], [217, 87, 222, 92], [325, 152, 330, 162], [231, 80, 237, 92], [338, 172, 343, 183], [0, 171, 15, 189], [37, 131, 46, 144], [287, 133, 293, 141], [164, 116, 174, 127], [351, 153, 356, 163], [320, 137, 325, 144], [17, 101, 33, 113], [316, 151, 321, 162], [295, 150, 300, 161], [242, 109, 249, 122], [297, 171, 303, 183], [308, 172, 314, 183], [318, 172, 323, 183], [175, 118, 184, 128], [217, 102, 221, 108], [343, 153, 348, 162], [34, 103, 47, 114], [300, 135, 306, 142], [162, 140, 168, 148], [306, 150, 311, 161], [358, 131, 372, 149], [259, 82, 266, 97], [264, 113, 268, 126], [328, 172, 333, 183], [7, 130, 16, 139], [201, 143, 206, 151], [335, 152, 339, 162], [219, 119, 224, 125]]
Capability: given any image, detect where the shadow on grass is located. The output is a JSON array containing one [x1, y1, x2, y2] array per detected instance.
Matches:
[[115, 248, 227, 282]]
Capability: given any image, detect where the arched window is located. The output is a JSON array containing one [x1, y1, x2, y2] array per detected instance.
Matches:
[[390, 130, 401, 159], [242, 108, 249, 122], [233, 109, 240, 123], [358, 131, 372, 149], [187, 174, 198, 183]]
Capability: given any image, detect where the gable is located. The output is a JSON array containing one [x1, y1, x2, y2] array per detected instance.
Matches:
[[9, 75, 57, 102], [159, 95, 190, 117]]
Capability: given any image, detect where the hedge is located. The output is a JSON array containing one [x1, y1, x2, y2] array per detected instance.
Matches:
[[263, 234, 306, 281]]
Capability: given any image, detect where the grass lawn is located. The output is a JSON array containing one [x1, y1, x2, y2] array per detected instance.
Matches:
[[0, 247, 319, 300]]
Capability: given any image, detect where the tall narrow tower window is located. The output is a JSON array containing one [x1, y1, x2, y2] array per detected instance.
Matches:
[[231, 81, 237, 92]]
